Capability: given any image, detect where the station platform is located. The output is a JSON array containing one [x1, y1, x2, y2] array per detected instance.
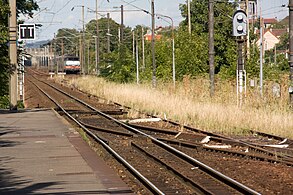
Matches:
[[0, 109, 133, 195]]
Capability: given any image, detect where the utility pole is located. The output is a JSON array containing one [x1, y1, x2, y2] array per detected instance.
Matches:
[[208, 0, 215, 97], [260, 6, 263, 97], [151, 0, 156, 88], [94, 36, 97, 74], [87, 40, 90, 74], [132, 30, 135, 59], [172, 22, 175, 88], [289, 0, 293, 104], [119, 5, 124, 62], [107, 13, 110, 53], [120, 5, 124, 44], [61, 38, 64, 72], [187, 0, 191, 34], [79, 36, 82, 74], [136, 35, 139, 84], [141, 26, 145, 70], [9, 0, 17, 110], [246, 0, 250, 57], [96, 0, 100, 75], [82, 5, 85, 75]]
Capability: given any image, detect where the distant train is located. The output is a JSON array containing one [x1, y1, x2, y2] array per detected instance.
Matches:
[[56, 56, 81, 74]]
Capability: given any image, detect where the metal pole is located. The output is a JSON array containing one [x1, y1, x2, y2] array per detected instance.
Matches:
[[120, 5, 124, 44], [142, 26, 145, 70], [289, 0, 293, 104], [246, 0, 250, 57], [79, 37, 82, 74], [9, 0, 17, 110], [94, 36, 97, 74], [238, 39, 244, 107], [260, 10, 263, 97], [136, 35, 139, 84], [133, 30, 135, 59], [208, 0, 215, 97], [172, 35, 175, 88], [187, 0, 191, 34], [119, 5, 124, 62], [96, 0, 100, 75], [82, 5, 85, 75], [61, 38, 64, 72], [107, 13, 110, 53], [151, 0, 156, 88], [87, 40, 90, 74]]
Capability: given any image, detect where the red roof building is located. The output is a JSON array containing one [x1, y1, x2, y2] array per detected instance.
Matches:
[[144, 30, 162, 41]]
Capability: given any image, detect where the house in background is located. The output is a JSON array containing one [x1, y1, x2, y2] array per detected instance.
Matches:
[[144, 29, 162, 41], [256, 28, 288, 51]]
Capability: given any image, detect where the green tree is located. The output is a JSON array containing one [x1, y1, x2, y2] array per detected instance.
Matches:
[[175, 29, 208, 79], [53, 28, 79, 56], [179, 0, 237, 77], [0, 0, 39, 107]]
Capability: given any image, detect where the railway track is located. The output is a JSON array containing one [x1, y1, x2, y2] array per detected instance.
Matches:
[[27, 72, 261, 195], [57, 72, 293, 161]]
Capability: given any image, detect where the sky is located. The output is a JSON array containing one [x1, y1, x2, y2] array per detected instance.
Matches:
[[22, 0, 289, 42]]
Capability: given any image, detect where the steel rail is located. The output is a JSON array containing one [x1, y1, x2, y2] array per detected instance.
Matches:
[[40, 79, 261, 195], [28, 78, 165, 195]]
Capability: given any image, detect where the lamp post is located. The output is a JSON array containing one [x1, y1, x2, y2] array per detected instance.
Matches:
[[157, 14, 175, 88]]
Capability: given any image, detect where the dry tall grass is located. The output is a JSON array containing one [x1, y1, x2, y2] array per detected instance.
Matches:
[[67, 75, 293, 138]]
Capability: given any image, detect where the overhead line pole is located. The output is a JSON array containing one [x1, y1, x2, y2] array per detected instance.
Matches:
[[9, 0, 18, 110], [187, 0, 191, 34], [119, 5, 124, 62], [289, 0, 293, 104], [259, 3, 263, 97], [151, 0, 156, 88], [208, 0, 215, 97], [246, 0, 250, 57], [120, 5, 124, 44], [96, 0, 100, 75], [107, 13, 110, 53], [142, 26, 145, 70], [81, 5, 85, 75]]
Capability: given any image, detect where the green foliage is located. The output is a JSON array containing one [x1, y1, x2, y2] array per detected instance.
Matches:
[[53, 28, 79, 56], [0, 0, 39, 99], [0, 95, 9, 109], [16, 0, 39, 17], [276, 33, 289, 51], [100, 45, 135, 83], [179, 0, 237, 78], [245, 45, 260, 78], [175, 29, 208, 79], [0, 2, 10, 96]]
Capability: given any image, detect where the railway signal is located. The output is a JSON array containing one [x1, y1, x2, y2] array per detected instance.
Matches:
[[232, 10, 247, 37], [232, 9, 247, 107]]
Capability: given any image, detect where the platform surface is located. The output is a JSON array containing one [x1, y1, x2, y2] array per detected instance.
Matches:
[[0, 109, 133, 195]]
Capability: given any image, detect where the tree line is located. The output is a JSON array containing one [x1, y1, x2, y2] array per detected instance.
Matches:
[[52, 0, 289, 84], [0, 0, 289, 107]]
